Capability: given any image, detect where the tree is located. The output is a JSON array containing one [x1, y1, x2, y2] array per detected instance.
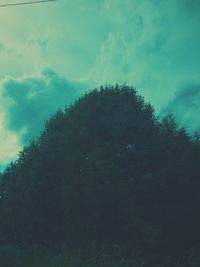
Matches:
[[0, 85, 200, 262]]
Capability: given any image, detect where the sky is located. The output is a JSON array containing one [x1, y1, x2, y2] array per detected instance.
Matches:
[[0, 0, 200, 171]]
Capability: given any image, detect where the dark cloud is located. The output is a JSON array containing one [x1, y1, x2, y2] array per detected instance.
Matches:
[[2, 68, 87, 144], [161, 83, 200, 133]]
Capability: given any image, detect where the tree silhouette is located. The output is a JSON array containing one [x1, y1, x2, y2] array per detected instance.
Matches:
[[0, 85, 200, 261]]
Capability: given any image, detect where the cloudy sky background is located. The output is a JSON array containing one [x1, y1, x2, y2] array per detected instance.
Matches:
[[0, 0, 200, 171]]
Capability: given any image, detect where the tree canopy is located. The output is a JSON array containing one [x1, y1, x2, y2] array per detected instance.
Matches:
[[0, 85, 200, 261]]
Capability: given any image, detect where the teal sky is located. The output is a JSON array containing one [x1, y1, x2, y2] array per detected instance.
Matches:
[[0, 0, 200, 170]]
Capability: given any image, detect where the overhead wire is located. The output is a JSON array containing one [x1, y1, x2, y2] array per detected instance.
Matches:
[[0, 0, 57, 8]]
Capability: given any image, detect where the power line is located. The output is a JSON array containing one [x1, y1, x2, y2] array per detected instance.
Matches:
[[0, 0, 57, 8]]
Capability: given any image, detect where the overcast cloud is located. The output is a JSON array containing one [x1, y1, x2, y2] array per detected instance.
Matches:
[[0, 0, 200, 169]]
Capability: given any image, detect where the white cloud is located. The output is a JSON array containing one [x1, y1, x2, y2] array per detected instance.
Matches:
[[0, 112, 21, 164], [0, 1, 111, 80]]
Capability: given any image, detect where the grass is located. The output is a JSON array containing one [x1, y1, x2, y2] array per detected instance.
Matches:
[[0, 245, 146, 267], [0, 245, 200, 267]]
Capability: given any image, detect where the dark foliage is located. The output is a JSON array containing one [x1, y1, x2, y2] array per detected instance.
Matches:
[[0, 85, 200, 263]]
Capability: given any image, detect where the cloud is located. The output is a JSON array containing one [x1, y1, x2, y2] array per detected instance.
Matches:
[[0, 112, 21, 166], [0, 1, 111, 80], [86, 0, 200, 111], [0, 68, 87, 146], [0, 0, 200, 168], [161, 83, 200, 133], [0, 33, 53, 79]]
